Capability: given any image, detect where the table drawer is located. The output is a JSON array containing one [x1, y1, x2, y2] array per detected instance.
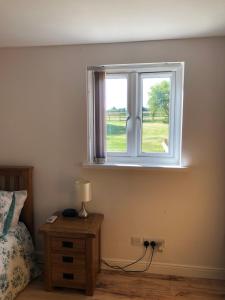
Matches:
[[52, 265, 85, 288], [51, 237, 85, 252], [52, 253, 85, 268]]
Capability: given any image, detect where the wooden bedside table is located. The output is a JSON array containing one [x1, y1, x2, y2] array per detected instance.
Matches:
[[39, 213, 104, 296]]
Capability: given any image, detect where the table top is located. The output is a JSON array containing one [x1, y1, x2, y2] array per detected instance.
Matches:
[[39, 213, 104, 237]]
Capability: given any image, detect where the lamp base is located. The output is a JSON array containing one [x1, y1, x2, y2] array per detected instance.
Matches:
[[78, 202, 88, 218]]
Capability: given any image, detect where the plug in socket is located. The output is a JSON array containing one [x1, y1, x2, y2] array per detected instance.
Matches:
[[143, 238, 165, 252]]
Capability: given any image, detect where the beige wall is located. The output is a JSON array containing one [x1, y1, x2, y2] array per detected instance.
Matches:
[[0, 38, 225, 277]]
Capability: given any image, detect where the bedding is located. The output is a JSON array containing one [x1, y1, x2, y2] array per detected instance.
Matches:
[[0, 222, 40, 300]]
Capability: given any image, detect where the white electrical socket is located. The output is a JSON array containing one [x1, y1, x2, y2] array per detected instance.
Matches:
[[131, 237, 165, 252], [143, 238, 165, 252]]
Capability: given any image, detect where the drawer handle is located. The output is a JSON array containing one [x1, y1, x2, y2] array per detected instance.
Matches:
[[62, 241, 73, 248], [62, 256, 74, 263], [63, 273, 74, 280]]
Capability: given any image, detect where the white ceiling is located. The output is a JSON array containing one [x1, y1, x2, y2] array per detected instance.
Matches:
[[0, 0, 225, 47]]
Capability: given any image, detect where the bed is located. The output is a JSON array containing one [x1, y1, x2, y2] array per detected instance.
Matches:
[[0, 166, 39, 300]]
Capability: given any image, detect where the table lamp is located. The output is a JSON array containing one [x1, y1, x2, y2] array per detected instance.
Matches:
[[75, 178, 92, 218]]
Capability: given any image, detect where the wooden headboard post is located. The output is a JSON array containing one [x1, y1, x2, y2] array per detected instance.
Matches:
[[0, 166, 34, 238]]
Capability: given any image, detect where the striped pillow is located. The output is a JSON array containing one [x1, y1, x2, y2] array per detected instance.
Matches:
[[0, 190, 27, 237], [0, 191, 13, 236], [10, 190, 27, 229]]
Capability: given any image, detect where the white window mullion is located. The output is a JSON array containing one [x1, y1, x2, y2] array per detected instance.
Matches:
[[128, 72, 138, 157], [173, 66, 183, 164], [126, 73, 132, 156], [167, 71, 176, 158], [137, 73, 143, 156]]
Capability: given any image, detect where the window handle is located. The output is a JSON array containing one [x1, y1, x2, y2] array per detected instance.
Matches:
[[126, 115, 131, 128], [136, 116, 142, 129]]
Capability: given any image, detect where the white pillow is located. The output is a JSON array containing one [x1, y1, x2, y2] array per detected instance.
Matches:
[[0, 191, 13, 235], [10, 190, 28, 228]]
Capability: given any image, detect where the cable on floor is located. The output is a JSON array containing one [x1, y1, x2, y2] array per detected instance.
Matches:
[[102, 246, 155, 273]]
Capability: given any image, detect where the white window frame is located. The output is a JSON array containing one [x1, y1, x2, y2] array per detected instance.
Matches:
[[87, 62, 184, 167]]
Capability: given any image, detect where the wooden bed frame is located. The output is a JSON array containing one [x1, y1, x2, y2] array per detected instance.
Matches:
[[0, 166, 34, 237]]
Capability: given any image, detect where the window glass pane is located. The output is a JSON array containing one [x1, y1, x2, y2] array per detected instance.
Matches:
[[141, 77, 170, 153], [106, 76, 128, 152]]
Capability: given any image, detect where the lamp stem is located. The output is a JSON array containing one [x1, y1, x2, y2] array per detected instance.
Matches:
[[78, 201, 88, 218]]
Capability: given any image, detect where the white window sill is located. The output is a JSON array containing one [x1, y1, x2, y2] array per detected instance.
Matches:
[[82, 162, 188, 170]]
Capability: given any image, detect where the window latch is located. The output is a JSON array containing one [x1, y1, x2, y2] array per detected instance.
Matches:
[[126, 115, 131, 128]]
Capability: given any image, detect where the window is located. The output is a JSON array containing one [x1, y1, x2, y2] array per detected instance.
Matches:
[[87, 63, 184, 168]]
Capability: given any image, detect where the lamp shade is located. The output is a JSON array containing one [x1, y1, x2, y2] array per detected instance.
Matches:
[[75, 178, 92, 203]]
